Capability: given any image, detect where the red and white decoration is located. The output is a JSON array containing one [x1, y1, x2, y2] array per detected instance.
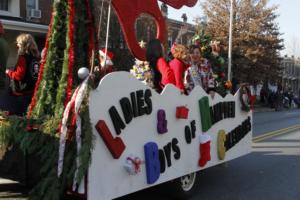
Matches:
[[198, 134, 211, 167], [57, 76, 89, 193], [124, 155, 143, 175]]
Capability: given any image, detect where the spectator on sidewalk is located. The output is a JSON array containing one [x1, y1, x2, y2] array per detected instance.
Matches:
[[0, 20, 9, 89], [1, 34, 40, 115]]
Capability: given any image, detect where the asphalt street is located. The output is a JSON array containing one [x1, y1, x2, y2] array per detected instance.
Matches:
[[1, 109, 300, 200], [253, 109, 300, 137]]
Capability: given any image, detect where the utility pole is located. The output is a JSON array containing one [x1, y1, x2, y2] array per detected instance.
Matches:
[[228, 0, 234, 81]]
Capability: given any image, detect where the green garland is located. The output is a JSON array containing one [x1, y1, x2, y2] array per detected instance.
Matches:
[[31, 0, 68, 118], [54, 0, 71, 119]]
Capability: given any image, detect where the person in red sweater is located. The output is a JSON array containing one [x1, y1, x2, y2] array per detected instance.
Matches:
[[3, 34, 40, 115], [6, 34, 40, 95], [169, 44, 189, 93], [146, 39, 175, 93]]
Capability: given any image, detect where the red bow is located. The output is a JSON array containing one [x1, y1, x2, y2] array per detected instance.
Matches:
[[127, 157, 142, 173]]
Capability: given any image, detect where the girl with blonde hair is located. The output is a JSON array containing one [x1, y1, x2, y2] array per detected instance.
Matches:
[[169, 44, 189, 93], [3, 33, 40, 115], [15, 33, 39, 58]]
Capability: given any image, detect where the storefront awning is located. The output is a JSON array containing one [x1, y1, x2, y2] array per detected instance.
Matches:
[[1, 19, 48, 33]]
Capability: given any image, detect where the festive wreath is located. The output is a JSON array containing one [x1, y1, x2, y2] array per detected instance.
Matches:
[[240, 84, 251, 112]]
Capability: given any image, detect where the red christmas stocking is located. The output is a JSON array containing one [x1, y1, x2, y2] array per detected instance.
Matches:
[[198, 134, 211, 167]]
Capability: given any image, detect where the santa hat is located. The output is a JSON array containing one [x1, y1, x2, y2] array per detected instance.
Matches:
[[99, 48, 114, 61], [0, 20, 4, 35]]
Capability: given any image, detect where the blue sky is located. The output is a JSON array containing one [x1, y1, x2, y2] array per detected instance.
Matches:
[[163, 0, 300, 57]]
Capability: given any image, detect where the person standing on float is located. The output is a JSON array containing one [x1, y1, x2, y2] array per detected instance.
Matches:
[[5, 34, 40, 115], [185, 45, 216, 97], [169, 44, 189, 94], [146, 39, 176, 93]]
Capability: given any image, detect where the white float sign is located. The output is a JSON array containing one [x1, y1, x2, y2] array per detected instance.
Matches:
[[88, 72, 252, 200]]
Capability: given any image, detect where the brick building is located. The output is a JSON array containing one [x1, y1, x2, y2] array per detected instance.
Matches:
[[281, 55, 300, 94], [0, 0, 52, 68]]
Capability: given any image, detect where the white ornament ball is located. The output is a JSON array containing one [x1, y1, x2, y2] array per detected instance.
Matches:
[[78, 67, 90, 79]]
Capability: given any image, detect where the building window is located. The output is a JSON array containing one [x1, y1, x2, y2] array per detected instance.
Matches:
[[0, 0, 20, 17], [27, 0, 38, 10], [0, 0, 9, 11]]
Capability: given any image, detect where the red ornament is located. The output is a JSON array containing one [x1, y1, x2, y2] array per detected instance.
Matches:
[[176, 106, 189, 119]]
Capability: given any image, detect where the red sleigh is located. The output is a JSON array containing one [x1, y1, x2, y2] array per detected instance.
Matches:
[[112, 0, 198, 60]]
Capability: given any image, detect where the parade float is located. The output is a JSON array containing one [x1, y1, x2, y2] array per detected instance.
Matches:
[[0, 0, 252, 200]]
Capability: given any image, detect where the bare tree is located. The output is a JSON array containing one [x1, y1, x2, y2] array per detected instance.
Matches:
[[202, 0, 284, 84]]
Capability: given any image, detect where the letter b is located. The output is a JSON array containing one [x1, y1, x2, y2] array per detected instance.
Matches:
[[144, 142, 161, 184]]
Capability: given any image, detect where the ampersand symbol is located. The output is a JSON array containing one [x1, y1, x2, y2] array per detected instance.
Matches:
[[157, 109, 168, 134]]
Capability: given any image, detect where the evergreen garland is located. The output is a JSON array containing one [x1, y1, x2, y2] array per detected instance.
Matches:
[[75, 95, 94, 184], [31, 0, 68, 118], [54, 0, 73, 118]]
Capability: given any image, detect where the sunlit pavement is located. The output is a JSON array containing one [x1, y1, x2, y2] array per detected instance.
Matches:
[[253, 130, 300, 156]]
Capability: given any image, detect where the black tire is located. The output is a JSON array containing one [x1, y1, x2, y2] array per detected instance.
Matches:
[[164, 172, 201, 200]]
